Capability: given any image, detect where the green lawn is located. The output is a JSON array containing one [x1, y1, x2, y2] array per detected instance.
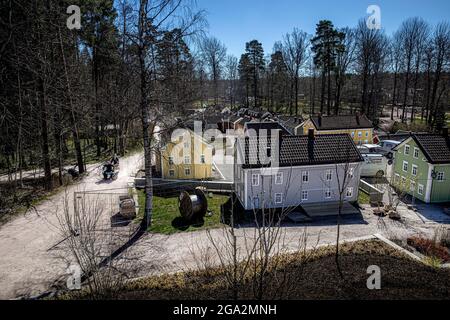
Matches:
[[137, 190, 229, 235], [358, 190, 370, 204]]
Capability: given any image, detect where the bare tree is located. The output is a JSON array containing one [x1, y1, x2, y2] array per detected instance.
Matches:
[[225, 55, 239, 109], [200, 36, 227, 105], [282, 28, 310, 116]]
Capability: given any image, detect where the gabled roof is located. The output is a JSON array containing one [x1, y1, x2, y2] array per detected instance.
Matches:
[[275, 115, 304, 134], [395, 134, 450, 164], [238, 134, 363, 169], [310, 114, 373, 130], [245, 121, 290, 136]]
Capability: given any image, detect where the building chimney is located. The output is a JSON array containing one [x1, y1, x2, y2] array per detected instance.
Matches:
[[308, 128, 315, 140], [356, 111, 360, 125], [318, 113, 322, 127]]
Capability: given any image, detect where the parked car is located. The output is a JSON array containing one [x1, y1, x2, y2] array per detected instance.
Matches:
[[359, 153, 388, 178], [379, 140, 401, 152]]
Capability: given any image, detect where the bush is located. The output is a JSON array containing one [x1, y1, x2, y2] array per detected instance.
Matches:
[[407, 236, 450, 263]]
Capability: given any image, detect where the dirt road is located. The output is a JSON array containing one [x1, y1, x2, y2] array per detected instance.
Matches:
[[0, 152, 144, 299]]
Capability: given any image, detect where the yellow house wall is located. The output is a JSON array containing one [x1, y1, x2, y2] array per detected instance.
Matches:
[[161, 132, 213, 180], [301, 119, 373, 144]]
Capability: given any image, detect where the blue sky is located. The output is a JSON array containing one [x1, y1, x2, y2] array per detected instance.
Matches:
[[196, 0, 450, 57]]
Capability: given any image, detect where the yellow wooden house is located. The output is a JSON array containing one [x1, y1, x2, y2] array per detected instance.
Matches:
[[160, 129, 213, 180], [301, 113, 374, 145]]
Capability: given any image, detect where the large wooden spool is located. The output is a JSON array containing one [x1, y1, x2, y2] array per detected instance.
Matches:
[[178, 188, 208, 222]]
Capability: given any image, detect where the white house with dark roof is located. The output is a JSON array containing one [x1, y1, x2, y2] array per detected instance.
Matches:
[[233, 129, 364, 211]]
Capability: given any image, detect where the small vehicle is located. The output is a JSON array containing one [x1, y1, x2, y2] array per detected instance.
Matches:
[[98, 162, 119, 181], [379, 140, 401, 152], [357, 145, 392, 178], [359, 153, 388, 178]]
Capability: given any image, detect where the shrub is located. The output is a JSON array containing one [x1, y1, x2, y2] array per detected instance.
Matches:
[[407, 236, 450, 263]]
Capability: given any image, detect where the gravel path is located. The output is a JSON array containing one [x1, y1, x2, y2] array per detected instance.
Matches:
[[0, 152, 144, 299]]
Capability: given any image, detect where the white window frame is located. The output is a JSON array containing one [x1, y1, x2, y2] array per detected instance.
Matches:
[[418, 184, 424, 195], [346, 187, 354, 198], [402, 161, 408, 172], [184, 155, 191, 164], [412, 164, 418, 177], [395, 173, 400, 183], [348, 167, 355, 178], [358, 131, 362, 138], [301, 190, 308, 201], [275, 172, 283, 185], [413, 148, 419, 159], [351, 132, 355, 138], [252, 173, 260, 186], [302, 171, 309, 183], [437, 172, 445, 181], [275, 193, 283, 204], [169, 169, 175, 177], [325, 170, 332, 181], [168, 156, 174, 165], [410, 181, 416, 192], [404, 145, 410, 155], [365, 131, 369, 137], [184, 168, 191, 176], [200, 154, 206, 164], [325, 188, 332, 199], [401, 176, 406, 187]]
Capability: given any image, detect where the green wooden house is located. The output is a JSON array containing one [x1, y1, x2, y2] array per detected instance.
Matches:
[[392, 131, 450, 203]]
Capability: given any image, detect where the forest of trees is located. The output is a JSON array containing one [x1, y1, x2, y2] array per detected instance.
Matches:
[[0, 1, 449, 224]]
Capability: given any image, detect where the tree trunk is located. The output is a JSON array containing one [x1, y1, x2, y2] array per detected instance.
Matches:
[[38, 79, 53, 191]]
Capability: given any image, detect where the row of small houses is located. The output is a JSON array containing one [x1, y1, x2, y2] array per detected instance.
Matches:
[[153, 107, 450, 211]]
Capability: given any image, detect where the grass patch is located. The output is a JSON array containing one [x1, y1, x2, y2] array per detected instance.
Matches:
[[358, 190, 370, 204], [137, 190, 228, 235]]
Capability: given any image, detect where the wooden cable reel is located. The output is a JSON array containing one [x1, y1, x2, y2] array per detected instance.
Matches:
[[178, 187, 208, 222]]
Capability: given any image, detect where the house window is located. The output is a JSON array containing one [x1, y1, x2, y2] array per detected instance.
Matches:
[[437, 172, 445, 181], [346, 187, 353, 198], [184, 168, 191, 176], [410, 181, 416, 192], [413, 148, 419, 159], [200, 155, 205, 164], [364, 140, 369, 144], [275, 172, 283, 185], [302, 171, 309, 183], [168, 156, 174, 165], [402, 161, 408, 172], [325, 189, 331, 199], [184, 155, 190, 164], [401, 176, 406, 187], [395, 173, 400, 183], [184, 141, 189, 148], [404, 145, 410, 155], [252, 174, 260, 186], [365, 131, 369, 137], [348, 167, 354, 178], [169, 169, 175, 177], [275, 193, 283, 204], [418, 184, 424, 195], [301, 190, 308, 201], [325, 170, 332, 181], [351, 132, 355, 138], [358, 131, 362, 138], [253, 197, 259, 208], [412, 165, 418, 177]]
